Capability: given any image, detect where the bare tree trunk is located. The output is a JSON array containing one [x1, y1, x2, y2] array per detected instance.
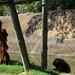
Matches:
[[41, 0, 48, 69], [8, 0, 30, 72]]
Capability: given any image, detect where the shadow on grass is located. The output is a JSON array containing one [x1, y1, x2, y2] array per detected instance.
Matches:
[[7, 60, 60, 75], [8, 60, 23, 66], [30, 63, 60, 75]]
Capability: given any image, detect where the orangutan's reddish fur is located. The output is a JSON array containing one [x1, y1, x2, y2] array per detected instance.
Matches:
[[53, 58, 71, 73], [0, 20, 10, 65]]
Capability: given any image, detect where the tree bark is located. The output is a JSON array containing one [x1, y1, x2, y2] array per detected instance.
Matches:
[[41, 0, 48, 69], [8, 0, 30, 72]]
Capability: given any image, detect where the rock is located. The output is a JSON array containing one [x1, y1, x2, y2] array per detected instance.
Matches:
[[72, 29, 75, 38]]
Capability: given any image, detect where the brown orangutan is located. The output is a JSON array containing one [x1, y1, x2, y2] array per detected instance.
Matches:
[[0, 46, 10, 65], [0, 20, 10, 65], [53, 58, 71, 73]]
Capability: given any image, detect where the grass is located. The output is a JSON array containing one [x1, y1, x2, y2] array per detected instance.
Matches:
[[26, 69, 60, 75], [0, 63, 60, 75], [0, 65, 24, 74], [0, 54, 74, 74], [9, 54, 75, 74], [28, 55, 75, 74]]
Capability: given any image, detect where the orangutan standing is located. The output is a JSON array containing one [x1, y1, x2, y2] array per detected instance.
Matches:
[[0, 20, 10, 65]]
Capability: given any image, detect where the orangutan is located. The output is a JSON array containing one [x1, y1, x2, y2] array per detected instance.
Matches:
[[53, 58, 71, 73], [0, 20, 10, 65]]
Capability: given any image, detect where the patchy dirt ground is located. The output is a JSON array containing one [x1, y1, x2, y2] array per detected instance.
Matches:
[[0, 10, 75, 56]]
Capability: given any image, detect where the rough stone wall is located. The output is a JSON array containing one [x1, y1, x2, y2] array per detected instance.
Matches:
[[48, 9, 75, 40], [26, 9, 75, 40]]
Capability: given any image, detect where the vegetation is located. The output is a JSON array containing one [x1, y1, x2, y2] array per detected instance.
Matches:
[[47, 0, 75, 11], [0, 6, 9, 16], [0, 65, 24, 74], [10, 54, 75, 74], [16, 0, 75, 13], [0, 63, 60, 75], [0, 0, 75, 16], [26, 69, 60, 75], [27, 63, 60, 75], [16, 1, 41, 13], [0, 59, 60, 74]]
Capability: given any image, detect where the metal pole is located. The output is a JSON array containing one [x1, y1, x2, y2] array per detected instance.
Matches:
[[41, 0, 48, 69], [8, 0, 30, 72]]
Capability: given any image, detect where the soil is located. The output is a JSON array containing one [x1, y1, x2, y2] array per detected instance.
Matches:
[[0, 10, 75, 56]]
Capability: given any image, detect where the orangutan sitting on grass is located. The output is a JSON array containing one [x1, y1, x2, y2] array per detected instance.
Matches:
[[53, 58, 71, 73]]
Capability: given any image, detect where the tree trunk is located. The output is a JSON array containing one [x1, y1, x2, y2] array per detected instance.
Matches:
[[41, 0, 48, 69], [8, 0, 30, 72]]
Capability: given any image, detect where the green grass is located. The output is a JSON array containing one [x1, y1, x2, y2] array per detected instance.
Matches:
[[0, 65, 24, 74], [26, 69, 60, 75], [9, 54, 75, 74], [0, 62, 60, 75], [1, 54, 74, 74], [28, 63, 60, 75]]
